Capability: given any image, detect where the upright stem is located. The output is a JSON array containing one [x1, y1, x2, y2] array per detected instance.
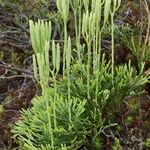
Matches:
[[87, 41, 91, 99], [67, 68, 71, 124], [44, 91, 54, 149], [95, 32, 101, 102], [78, 3, 82, 62], [93, 35, 96, 74], [111, 14, 115, 82], [74, 11, 80, 60], [63, 22, 67, 78], [53, 75, 57, 129]]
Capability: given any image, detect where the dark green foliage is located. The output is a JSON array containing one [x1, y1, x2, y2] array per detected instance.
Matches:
[[59, 60, 149, 113]]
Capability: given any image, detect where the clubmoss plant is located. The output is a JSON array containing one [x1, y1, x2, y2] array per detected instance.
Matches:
[[70, 0, 83, 60], [110, 0, 121, 81], [63, 36, 72, 124], [82, 10, 96, 99], [12, 0, 150, 149], [59, 59, 149, 114], [29, 20, 51, 55], [56, 0, 70, 77], [51, 41, 61, 129], [12, 93, 88, 149]]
